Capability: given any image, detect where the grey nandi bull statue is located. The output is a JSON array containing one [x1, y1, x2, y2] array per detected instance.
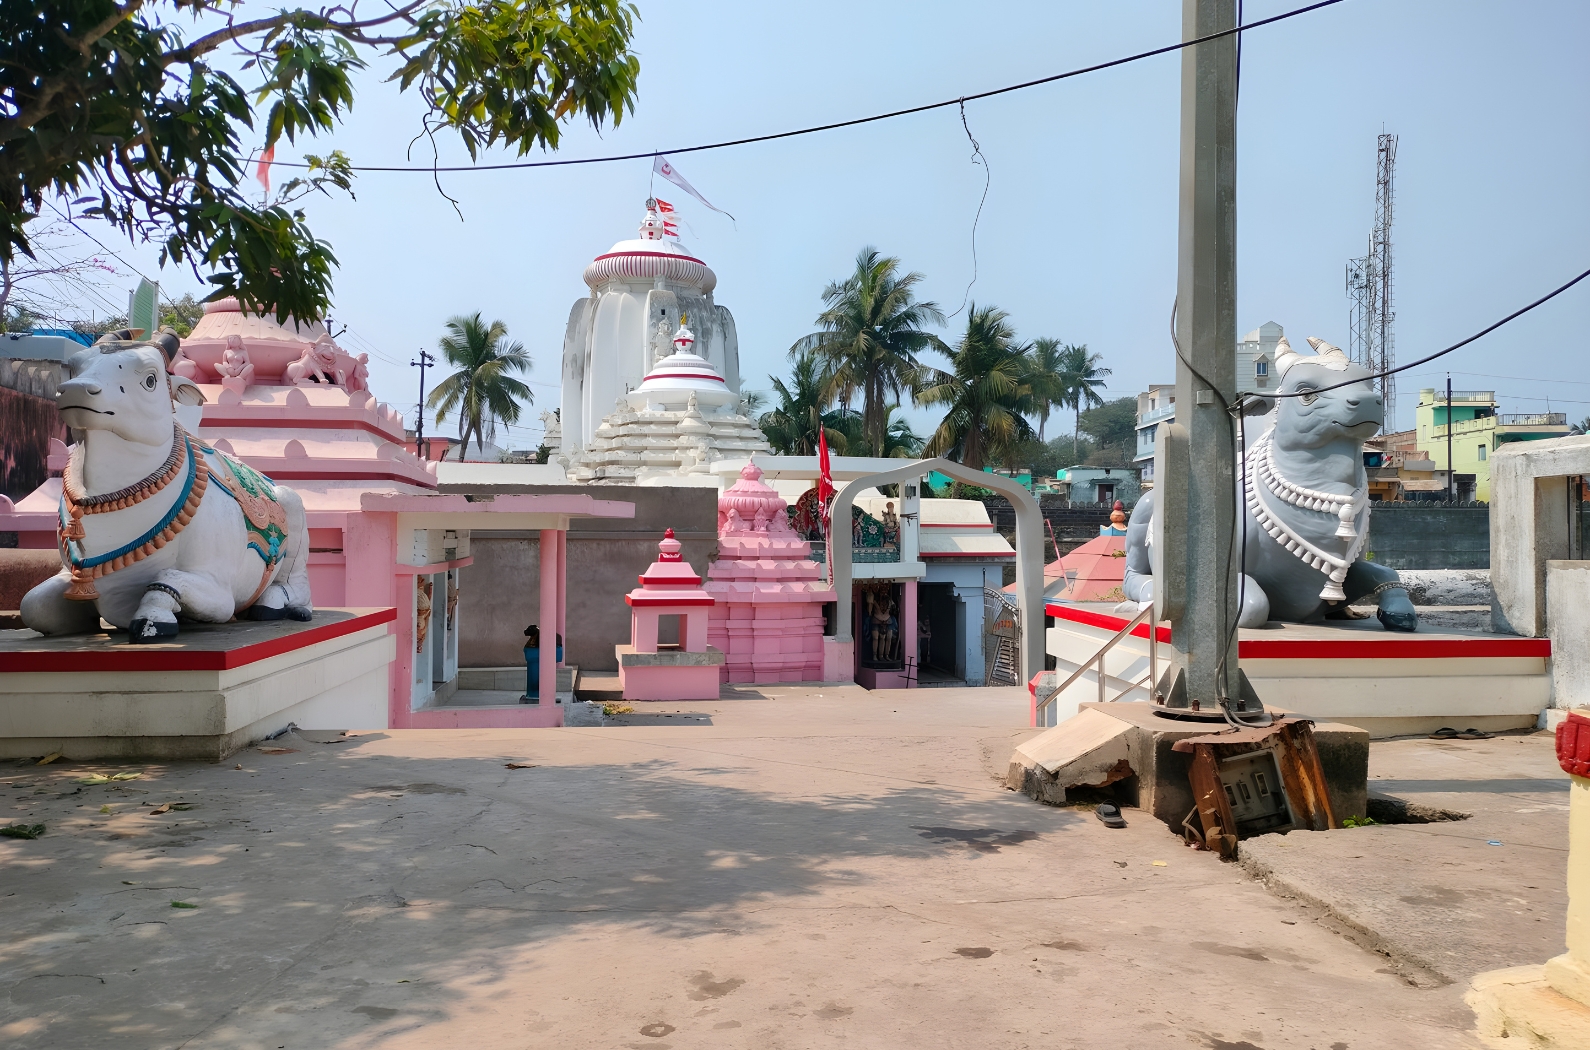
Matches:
[[21, 328, 313, 641], [1123, 336, 1416, 632]]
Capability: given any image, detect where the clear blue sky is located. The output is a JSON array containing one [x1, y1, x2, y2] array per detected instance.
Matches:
[[58, 0, 1590, 443]]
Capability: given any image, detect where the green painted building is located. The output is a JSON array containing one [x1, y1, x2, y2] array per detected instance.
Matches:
[[1415, 388, 1569, 501]]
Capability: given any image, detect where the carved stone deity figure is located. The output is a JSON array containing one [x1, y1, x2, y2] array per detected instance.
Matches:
[[652, 319, 673, 365], [286, 332, 345, 387], [866, 589, 899, 664], [215, 334, 255, 393], [415, 576, 434, 653], [21, 327, 313, 642], [1122, 335, 1417, 631], [880, 501, 900, 548], [348, 352, 370, 393], [168, 340, 202, 381]]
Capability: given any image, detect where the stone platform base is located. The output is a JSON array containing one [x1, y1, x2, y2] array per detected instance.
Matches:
[[1469, 963, 1590, 1049], [856, 665, 910, 690], [1044, 603, 1552, 737], [616, 644, 725, 701], [0, 608, 395, 762], [1007, 701, 1370, 830]]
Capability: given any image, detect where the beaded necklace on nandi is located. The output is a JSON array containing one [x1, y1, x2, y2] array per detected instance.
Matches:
[[58, 422, 209, 601], [1244, 425, 1369, 603]]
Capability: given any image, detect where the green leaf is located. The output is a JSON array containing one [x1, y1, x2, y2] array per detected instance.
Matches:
[[0, 823, 46, 840]]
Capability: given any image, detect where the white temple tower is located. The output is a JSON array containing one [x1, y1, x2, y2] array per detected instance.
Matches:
[[559, 202, 741, 456], [569, 318, 767, 485]]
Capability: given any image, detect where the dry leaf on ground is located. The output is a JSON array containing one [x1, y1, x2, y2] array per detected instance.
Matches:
[[257, 747, 298, 755], [148, 803, 171, 815], [36, 752, 61, 766], [505, 762, 538, 770], [77, 772, 142, 785]]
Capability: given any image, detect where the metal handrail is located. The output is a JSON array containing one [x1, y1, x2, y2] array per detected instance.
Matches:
[[1035, 604, 1159, 720]]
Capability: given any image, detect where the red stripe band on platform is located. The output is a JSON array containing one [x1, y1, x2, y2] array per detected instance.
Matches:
[[1048, 603, 1171, 643], [1045, 602, 1552, 657], [0, 608, 397, 672]]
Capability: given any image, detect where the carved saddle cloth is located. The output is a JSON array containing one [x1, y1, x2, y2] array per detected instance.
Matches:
[[200, 447, 289, 569]]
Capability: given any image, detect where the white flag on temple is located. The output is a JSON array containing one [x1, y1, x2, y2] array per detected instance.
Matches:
[[652, 156, 736, 221]]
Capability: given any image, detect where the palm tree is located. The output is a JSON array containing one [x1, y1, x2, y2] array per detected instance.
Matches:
[[758, 352, 848, 456], [1057, 343, 1111, 460], [875, 407, 925, 458], [830, 403, 924, 458], [789, 248, 947, 456], [917, 304, 1035, 470], [428, 312, 533, 460], [1024, 337, 1069, 443]]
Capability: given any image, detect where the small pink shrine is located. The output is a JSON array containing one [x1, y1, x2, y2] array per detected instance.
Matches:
[[618, 529, 723, 700], [705, 462, 836, 683]]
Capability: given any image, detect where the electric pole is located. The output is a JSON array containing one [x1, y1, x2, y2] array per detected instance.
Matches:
[[1158, 0, 1250, 718], [412, 349, 435, 459], [1446, 374, 1454, 502]]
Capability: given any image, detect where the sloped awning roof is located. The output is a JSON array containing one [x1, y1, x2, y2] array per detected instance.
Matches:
[[921, 533, 1015, 558]]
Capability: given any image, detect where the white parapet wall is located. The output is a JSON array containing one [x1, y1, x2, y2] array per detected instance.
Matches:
[[1042, 602, 1550, 738], [1549, 561, 1590, 713], [0, 608, 395, 761]]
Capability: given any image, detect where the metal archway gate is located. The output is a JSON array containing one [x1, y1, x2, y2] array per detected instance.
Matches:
[[827, 458, 1044, 686]]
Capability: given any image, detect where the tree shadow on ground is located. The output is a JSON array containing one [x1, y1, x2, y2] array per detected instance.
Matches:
[[0, 732, 1083, 1048]]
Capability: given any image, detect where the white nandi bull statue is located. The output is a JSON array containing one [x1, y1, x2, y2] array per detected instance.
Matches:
[[1122, 335, 1417, 632], [21, 328, 313, 642]]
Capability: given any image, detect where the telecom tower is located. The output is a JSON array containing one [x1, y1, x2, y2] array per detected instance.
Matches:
[[1345, 133, 1398, 421]]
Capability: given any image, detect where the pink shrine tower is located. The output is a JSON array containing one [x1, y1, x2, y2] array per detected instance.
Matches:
[[618, 529, 723, 701], [705, 462, 836, 683]]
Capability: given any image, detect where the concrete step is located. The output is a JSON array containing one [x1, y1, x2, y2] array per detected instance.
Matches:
[[575, 673, 624, 703], [458, 665, 575, 692]]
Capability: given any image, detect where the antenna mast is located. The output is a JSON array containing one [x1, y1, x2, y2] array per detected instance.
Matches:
[[1345, 133, 1398, 421]]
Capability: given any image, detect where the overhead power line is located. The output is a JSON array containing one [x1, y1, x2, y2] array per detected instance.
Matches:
[[1259, 264, 1590, 402], [260, 0, 1350, 175]]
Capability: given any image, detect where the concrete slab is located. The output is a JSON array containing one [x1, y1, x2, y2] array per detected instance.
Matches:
[[1010, 701, 1370, 831], [1241, 732, 1570, 985], [0, 686, 1498, 1048]]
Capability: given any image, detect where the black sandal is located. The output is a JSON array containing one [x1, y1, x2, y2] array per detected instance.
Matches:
[[1096, 803, 1127, 829], [1459, 728, 1495, 740], [1429, 727, 1460, 740]]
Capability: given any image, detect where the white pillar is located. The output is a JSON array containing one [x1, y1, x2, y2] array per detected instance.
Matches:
[[902, 580, 918, 686]]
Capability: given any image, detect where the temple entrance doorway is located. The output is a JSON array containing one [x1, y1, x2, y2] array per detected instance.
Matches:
[[917, 582, 965, 684]]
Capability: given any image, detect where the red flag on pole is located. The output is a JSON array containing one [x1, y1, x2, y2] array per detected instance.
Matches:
[[817, 426, 835, 534], [256, 144, 276, 193]]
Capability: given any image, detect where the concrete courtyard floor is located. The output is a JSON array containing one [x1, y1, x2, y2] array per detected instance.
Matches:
[[0, 684, 1569, 1049]]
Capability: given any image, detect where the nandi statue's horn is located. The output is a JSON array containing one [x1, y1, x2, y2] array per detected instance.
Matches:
[[149, 327, 181, 364], [1273, 335, 1302, 376], [1304, 336, 1350, 371]]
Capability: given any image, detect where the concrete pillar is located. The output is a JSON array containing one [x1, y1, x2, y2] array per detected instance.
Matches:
[[1468, 710, 1590, 1044], [1547, 772, 1590, 1004], [902, 579, 918, 685], [1165, 0, 1241, 709], [539, 529, 557, 704], [554, 529, 567, 666]]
